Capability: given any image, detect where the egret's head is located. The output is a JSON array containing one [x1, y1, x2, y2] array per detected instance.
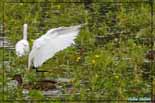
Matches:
[[24, 24, 28, 28]]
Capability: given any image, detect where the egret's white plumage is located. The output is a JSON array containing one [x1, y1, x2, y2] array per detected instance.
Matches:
[[28, 24, 83, 70], [15, 24, 29, 57]]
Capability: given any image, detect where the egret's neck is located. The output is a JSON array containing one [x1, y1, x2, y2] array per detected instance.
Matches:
[[23, 24, 28, 40]]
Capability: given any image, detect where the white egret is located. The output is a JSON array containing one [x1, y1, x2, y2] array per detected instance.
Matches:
[[28, 24, 84, 72], [15, 24, 29, 57]]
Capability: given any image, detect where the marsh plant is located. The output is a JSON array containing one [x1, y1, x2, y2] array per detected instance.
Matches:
[[0, 0, 154, 101]]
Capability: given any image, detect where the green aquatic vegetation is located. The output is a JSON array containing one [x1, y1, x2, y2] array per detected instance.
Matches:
[[0, 1, 154, 101]]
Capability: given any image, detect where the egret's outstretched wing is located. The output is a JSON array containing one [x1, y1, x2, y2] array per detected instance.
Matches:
[[44, 24, 83, 38], [28, 24, 83, 69]]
